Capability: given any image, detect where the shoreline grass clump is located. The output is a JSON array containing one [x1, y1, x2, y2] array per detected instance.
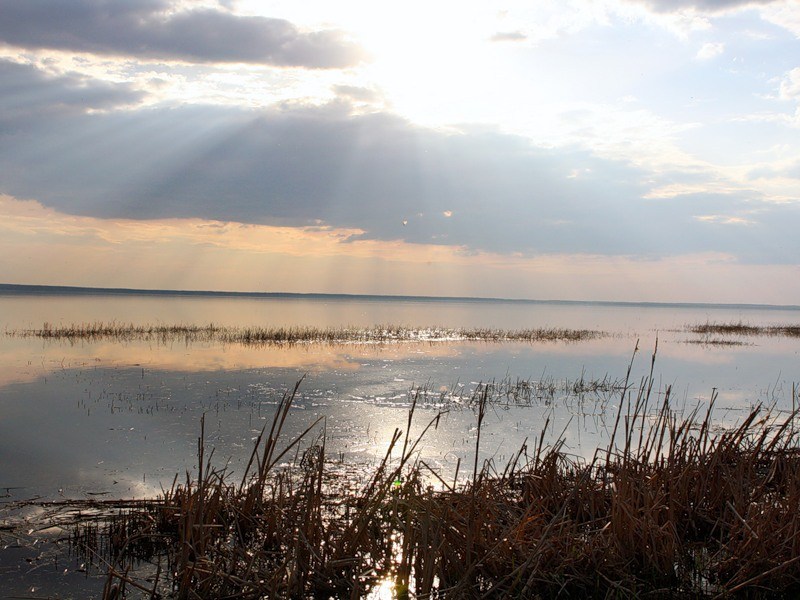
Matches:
[[6, 321, 606, 346], [51, 366, 800, 599]]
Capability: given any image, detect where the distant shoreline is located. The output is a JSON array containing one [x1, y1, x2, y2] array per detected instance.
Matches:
[[1, 282, 798, 312]]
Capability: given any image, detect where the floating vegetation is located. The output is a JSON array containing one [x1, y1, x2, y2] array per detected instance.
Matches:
[[6, 321, 606, 346], [686, 321, 800, 338], [13, 368, 800, 599]]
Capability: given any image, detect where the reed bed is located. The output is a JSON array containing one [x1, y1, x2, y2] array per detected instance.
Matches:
[[6, 321, 604, 346], [55, 368, 800, 599], [687, 321, 800, 338]]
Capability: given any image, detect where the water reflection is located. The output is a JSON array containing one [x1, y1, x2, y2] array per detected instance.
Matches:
[[0, 335, 473, 388]]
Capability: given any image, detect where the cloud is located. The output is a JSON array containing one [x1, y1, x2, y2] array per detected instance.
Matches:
[[780, 67, 800, 99], [630, 0, 778, 13], [0, 97, 653, 257], [1, 62, 799, 267], [5, 193, 800, 303], [0, 59, 145, 123], [747, 158, 800, 179], [619, 0, 795, 37], [332, 85, 384, 104], [786, 161, 800, 178], [761, 2, 800, 36], [0, 0, 364, 68], [696, 41, 725, 59], [490, 31, 528, 42], [0, 193, 502, 267], [694, 214, 754, 225]]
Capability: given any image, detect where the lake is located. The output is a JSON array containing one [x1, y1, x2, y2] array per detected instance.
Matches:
[[2, 288, 799, 501], [1, 288, 800, 597]]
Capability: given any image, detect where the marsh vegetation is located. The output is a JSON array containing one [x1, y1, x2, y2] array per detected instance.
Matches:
[[676, 321, 800, 347], [686, 322, 800, 338], [11, 320, 800, 350], [6, 321, 607, 346]]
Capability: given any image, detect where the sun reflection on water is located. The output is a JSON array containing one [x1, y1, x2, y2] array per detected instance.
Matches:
[[366, 577, 398, 600]]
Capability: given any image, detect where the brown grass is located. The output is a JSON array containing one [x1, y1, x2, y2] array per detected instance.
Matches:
[[52, 363, 800, 599]]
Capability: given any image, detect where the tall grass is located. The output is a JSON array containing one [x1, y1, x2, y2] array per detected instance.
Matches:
[[61, 367, 800, 599]]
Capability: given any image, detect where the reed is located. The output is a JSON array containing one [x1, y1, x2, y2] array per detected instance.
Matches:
[[53, 370, 800, 599], [687, 321, 800, 338], [6, 321, 605, 346]]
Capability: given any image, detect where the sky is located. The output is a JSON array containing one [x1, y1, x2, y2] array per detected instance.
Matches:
[[1, 0, 799, 303]]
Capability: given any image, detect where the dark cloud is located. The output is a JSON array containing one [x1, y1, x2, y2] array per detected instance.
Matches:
[[0, 62, 796, 265], [0, 0, 364, 68], [0, 59, 145, 125], [0, 100, 650, 256], [629, 0, 777, 12]]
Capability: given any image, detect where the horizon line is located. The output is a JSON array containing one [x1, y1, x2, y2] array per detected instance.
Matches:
[[1, 282, 799, 312]]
